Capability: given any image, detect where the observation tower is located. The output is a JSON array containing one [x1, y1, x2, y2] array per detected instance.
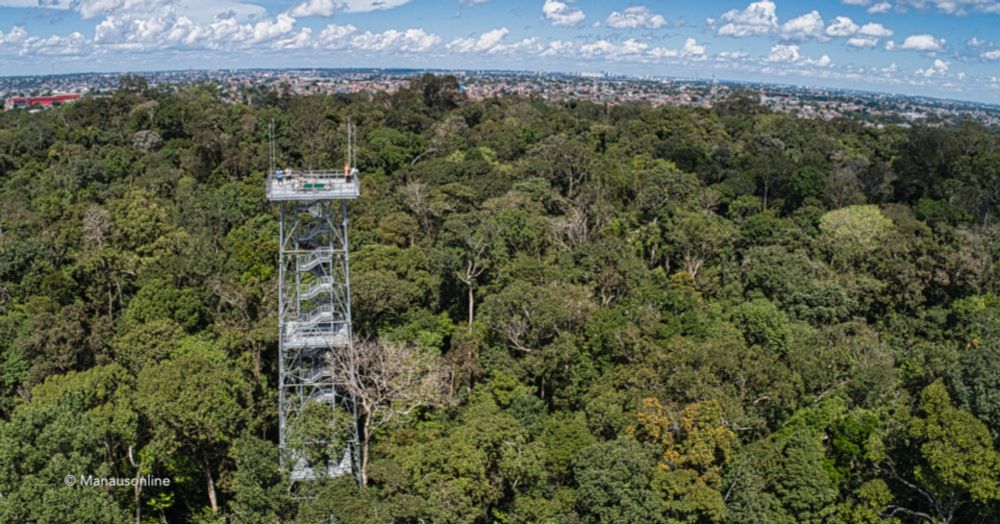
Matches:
[[267, 123, 360, 481]]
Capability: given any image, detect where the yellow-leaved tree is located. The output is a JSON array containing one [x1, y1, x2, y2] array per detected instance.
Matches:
[[632, 397, 735, 523]]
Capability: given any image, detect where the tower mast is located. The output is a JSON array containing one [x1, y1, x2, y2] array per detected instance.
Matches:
[[267, 121, 361, 482]]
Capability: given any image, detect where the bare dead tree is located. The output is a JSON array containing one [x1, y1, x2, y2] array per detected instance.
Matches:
[[504, 310, 534, 354], [402, 181, 434, 239], [82, 205, 111, 248], [456, 233, 488, 326], [329, 338, 450, 485], [550, 205, 589, 250]]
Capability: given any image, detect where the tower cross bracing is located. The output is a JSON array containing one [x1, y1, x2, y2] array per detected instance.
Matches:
[[267, 124, 360, 482]]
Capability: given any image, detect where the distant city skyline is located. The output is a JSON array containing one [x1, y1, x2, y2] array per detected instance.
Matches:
[[0, 0, 999, 103]]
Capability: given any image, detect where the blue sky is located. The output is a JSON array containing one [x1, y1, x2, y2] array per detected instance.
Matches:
[[0, 0, 998, 103]]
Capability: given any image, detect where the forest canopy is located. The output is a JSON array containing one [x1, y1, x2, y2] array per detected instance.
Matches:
[[1, 74, 1000, 523]]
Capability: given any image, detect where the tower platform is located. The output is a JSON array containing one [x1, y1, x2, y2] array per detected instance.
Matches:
[[267, 169, 360, 201]]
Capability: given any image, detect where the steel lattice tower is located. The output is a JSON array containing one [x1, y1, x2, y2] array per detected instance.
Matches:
[[267, 123, 360, 481]]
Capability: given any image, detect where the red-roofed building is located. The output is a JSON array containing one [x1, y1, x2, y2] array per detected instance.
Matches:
[[4, 93, 81, 111]]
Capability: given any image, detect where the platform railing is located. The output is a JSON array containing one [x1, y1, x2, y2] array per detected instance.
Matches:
[[267, 169, 360, 201]]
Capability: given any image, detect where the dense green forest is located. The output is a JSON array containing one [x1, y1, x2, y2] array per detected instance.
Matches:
[[2, 74, 1000, 523]]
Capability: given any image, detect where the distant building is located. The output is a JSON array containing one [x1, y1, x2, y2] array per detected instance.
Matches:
[[4, 93, 80, 111]]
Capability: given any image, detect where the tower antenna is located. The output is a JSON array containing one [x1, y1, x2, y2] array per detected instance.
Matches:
[[269, 119, 276, 176]]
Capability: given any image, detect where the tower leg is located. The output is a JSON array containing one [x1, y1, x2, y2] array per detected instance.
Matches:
[[277, 200, 357, 482]]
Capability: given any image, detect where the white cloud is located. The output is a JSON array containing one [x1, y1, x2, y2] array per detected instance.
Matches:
[[94, 14, 209, 50], [287, 0, 336, 17], [576, 39, 615, 57], [500, 37, 544, 54], [580, 38, 647, 58], [717, 0, 778, 37], [716, 50, 749, 60], [539, 39, 573, 57], [85, 11, 443, 54], [835, 21, 892, 47], [841, 0, 869, 5], [448, 27, 509, 53], [807, 54, 833, 66], [248, 14, 297, 45], [1, 25, 28, 48], [766, 43, 801, 62], [351, 27, 440, 52], [916, 58, 949, 77], [825, 16, 858, 37], [14, 0, 266, 22], [39, 32, 90, 55], [847, 36, 878, 47], [867, 1, 892, 12], [779, 10, 825, 40], [763, 43, 832, 67], [257, 0, 413, 16], [1, 0, 410, 16], [606, 6, 666, 29], [680, 37, 706, 57], [983, 49, 1000, 60], [896, 0, 1000, 15], [337, 0, 410, 12], [73, 0, 171, 20], [650, 37, 706, 59], [858, 22, 893, 37], [0, 25, 90, 56], [542, 0, 585, 26], [274, 28, 312, 49], [314, 23, 357, 48], [898, 33, 945, 51], [444, 28, 542, 55], [562, 36, 709, 62]]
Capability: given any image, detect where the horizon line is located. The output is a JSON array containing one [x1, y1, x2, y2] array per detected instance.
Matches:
[[2, 66, 998, 110]]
